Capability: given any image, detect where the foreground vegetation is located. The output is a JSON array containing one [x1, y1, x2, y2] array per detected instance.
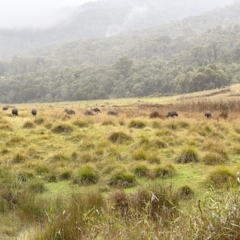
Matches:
[[1, 90, 240, 239]]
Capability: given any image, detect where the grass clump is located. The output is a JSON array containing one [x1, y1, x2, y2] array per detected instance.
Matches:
[[28, 180, 46, 193], [109, 170, 136, 187], [102, 120, 115, 126], [206, 166, 237, 188], [150, 139, 167, 149], [59, 169, 72, 180], [52, 124, 73, 133], [74, 165, 99, 185], [12, 153, 27, 164], [34, 117, 44, 125], [109, 131, 132, 144], [202, 152, 228, 165], [132, 149, 147, 161], [153, 164, 176, 179], [22, 121, 35, 129], [133, 164, 150, 177], [129, 120, 146, 129], [73, 120, 89, 128], [178, 185, 194, 199], [176, 146, 200, 164]]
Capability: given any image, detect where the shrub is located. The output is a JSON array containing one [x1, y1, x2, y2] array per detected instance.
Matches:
[[129, 120, 146, 129], [109, 132, 132, 144], [74, 165, 99, 185], [52, 124, 73, 133], [22, 121, 35, 129], [176, 146, 200, 163]]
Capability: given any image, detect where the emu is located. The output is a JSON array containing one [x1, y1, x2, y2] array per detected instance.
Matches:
[[12, 108, 18, 116], [166, 110, 178, 118], [84, 110, 94, 116], [92, 107, 100, 113], [107, 110, 118, 116], [64, 109, 75, 115], [149, 110, 160, 118], [205, 111, 211, 118], [31, 109, 37, 116], [2, 106, 8, 110]]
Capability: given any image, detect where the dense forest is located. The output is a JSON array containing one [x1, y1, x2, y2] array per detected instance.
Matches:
[[0, 1, 240, 103]]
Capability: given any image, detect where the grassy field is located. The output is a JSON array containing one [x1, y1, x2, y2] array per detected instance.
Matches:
[[1, 85, 240, 239]]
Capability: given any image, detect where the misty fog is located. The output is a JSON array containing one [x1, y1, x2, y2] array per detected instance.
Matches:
[[0, 0, 235, 29]]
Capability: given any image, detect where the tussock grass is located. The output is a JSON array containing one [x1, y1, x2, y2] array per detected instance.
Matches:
[[175, 146, 200, 163], [109, 131, 132, 144], [109, 170, 136, 187], [129, 120, 146, 129], [102, 120, 116, 126], [12, 153, 27, 164], [202, 151, 228, 165], [206, 166, 237, 188], [153, 164, 176, 179], [22, 121, 35, 129], [34, 117, 44, 125], [73, 120, 90, 128], [74, 165, 99, 185], [132, 149, 147, 161], [133, 164, 150, 177], [52, 123, 73, 133]]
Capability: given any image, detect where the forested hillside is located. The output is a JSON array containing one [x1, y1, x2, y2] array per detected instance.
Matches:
[[0, 1, 240, 103]]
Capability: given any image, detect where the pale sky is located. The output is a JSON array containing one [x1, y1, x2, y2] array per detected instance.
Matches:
[[0, 0, 95, 29]]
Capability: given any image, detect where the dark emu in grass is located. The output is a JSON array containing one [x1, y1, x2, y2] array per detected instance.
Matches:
[[31, 109, 37, 116], [205, 111, 212, 118], [12, 108, 18, 116], [166, 110, 178, 118]]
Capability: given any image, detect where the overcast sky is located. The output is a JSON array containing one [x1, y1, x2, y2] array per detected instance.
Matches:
[[0, 0, 96, 29]]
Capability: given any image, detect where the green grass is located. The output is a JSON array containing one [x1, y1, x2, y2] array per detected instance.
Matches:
[[1, 97, 240, 238]]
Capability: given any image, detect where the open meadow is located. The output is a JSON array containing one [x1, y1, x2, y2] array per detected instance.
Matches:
[[1, 85, 240, 239]]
